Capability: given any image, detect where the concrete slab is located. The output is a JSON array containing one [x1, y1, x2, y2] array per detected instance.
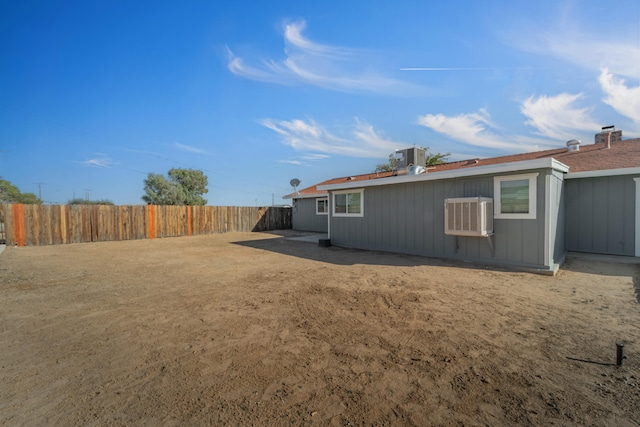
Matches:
[[286, 233, 328, 243], [566, 252, 639, 265]]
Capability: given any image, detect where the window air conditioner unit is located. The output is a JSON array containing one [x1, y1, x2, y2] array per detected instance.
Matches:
[[444, 197, 494, 237]]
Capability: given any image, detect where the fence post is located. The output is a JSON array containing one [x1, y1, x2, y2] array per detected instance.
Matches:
[[12, 204, 26, 246], [147, 205, 156, 239]]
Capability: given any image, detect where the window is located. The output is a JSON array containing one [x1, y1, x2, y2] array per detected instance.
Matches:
[[332, 189, 364, 217], [494, 173, 538, 219], [316, 198, 328, 215]]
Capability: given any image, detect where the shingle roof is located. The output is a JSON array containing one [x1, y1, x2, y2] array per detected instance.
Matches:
[[429, 137, 640, 174], [285, 137, 640, 199], [284, 170, 395, 198]]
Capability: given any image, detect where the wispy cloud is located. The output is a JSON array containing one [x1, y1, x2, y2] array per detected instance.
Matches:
[[227, 20, 421, 95], [521, 92, 601, 141], [277, 159, 305, 165], [504, 10, 640, 78], [413, 7, 640, 153], [277, 153, 331, 166], [227, 50, 294, 86], [418, 91, 605, 154], [174, 142, 208, 155], [401, 67, 549, 71], [534, 32, 640, 79], [599, 68, 640, 130], [262, 117, 403, 158], [300, 153, 330, 160], [417, 108, 553, 153], [75, 154, 113, 168]]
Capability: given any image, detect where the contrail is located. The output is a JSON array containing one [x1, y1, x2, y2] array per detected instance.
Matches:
[[400, 67, 550, 71]]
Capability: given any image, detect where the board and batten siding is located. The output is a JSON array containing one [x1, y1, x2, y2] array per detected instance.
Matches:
[[329, 169, 556, 271], [565, 174, 637, 256], [292, 198, 328, 232]]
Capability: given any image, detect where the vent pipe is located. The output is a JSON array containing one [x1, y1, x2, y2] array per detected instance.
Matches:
[[566, 139, 581, 152], [409, 165, 426, 175]]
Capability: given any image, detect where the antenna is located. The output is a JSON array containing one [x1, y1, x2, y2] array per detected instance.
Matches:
[[289, 178, 301, 195]]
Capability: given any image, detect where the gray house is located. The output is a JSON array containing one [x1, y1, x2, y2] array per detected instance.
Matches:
[[285, 170, 395, 233], [284, 130, 640, 274]]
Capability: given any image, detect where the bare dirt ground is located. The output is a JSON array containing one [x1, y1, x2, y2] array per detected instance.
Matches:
[[0, 230, 639, 426]]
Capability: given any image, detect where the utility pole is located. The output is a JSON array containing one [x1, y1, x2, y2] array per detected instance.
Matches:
[[84, 189, 92, 201], [272, 193, 274, 206], [33, 182, 45, 201]]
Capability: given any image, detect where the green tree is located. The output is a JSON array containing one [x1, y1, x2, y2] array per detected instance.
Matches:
[[0, 177, 42, 204], [142, 168, 208, 205], [425, 150, 450, 166], [374, 157, 397, 172], [374, 147, 450, 172], [68, 198, 114, 205]]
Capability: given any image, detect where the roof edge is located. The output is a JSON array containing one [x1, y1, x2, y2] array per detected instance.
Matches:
[[319, 158, 569, 191], [283, 192, 325, 200], [565, 166, 640, 179]]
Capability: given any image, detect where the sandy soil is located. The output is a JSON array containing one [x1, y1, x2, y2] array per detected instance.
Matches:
[[0, 230, 639, 426]]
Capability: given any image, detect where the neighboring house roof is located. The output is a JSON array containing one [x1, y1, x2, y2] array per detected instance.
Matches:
[[284, 136, 640, 198], [283, 171, 395, 199]]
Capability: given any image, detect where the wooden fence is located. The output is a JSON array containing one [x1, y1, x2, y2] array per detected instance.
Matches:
[[0, 204, 291, 247]]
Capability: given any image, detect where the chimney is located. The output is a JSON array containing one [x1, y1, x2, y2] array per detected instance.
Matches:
[[595, 125, 622, 145]]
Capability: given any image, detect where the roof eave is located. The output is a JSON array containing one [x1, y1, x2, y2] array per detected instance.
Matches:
[[282, 192, 326, 200], [565, 166, 640, 179], [319, 158, 569, 191]]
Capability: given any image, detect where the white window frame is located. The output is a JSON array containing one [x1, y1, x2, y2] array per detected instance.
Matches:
[[332, 189, 364, 217], [316, 197, 328, 215], [493, 173, 538, 219]]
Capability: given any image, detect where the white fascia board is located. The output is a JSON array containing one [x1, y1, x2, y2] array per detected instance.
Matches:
[[635, 178, 640, 257], [318, 158, 569, 191], [565, 166, 640, 179], [282, 192, 325, 200]]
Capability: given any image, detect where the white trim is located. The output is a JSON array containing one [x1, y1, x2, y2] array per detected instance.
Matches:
[[544, 173, 551, 266], [319, 158, 568, 191], [315, 197, 328, 215], [493, 173, 538, 219], [327, 195, 331, 239], [283, 192, 326, 200], [635, 178, 640, 257], [565, 167, 640, 179], [332, 188, 364, 217]]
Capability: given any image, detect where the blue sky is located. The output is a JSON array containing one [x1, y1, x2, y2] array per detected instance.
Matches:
[[1, 0, 639, 206]]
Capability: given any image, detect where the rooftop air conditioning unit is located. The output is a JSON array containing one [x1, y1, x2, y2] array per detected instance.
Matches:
[[395, 147, 426, 170], [444, 197, 494, 237]]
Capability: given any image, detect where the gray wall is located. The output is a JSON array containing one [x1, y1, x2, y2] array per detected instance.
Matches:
[[329, 169, 556, 271], [292, 198, 328, 232], [565, 174, 637, 256]]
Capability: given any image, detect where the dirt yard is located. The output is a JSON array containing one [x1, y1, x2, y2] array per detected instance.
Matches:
[[0, 231, 639, 426]]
